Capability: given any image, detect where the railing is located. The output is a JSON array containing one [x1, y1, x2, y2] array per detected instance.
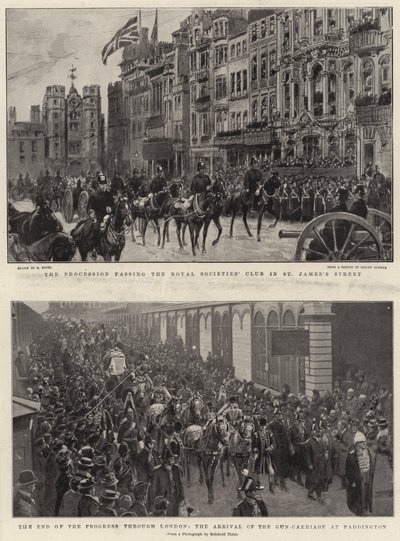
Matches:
[[349, 29, 385, 55], [356, 105, 391, 125], [195, 96, 211, 112], [196, 69, 209, 82]]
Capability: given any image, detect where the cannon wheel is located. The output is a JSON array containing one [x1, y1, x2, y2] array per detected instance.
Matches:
[[294, 212, 384, 261], [367, 208, 392, 260], [62, 188, 74, 223], [78, 190, 89, 220]]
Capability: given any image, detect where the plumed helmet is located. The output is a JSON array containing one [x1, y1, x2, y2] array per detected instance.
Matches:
[[197, 160, 205, 171]]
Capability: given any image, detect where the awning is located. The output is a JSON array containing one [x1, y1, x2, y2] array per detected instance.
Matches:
[[143, 140, 174, 160]]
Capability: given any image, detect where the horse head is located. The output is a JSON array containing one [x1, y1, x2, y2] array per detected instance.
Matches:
[[114, 195, 132, 228], [211, 416, 230, 446], [36, 203, 63, 234]]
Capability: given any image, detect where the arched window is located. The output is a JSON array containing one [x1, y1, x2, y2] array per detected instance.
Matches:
[[213, 312, 222, 357], [267, 310, 279, 328], [230, 112, 236, 130], [253, 311, 267, 386], [193, 313, 200, 352], [328, 73, 337, 115], [243, 110, 248, 127], [362, 59, 374, 96], [283, 72, 290, 119], [261, 97, 268, 123], [344, 131, 356, 160], [379, 56, 391, 92], [237, 112, 242, 129], [343, 60, 355, 111], [251, 55, 258, 81], [312, 64, 323, 117], [298, 308, 306, 328], [186, 313, 193, 348], [282, 309, 296, 328], [261, 52, 267, 79], [221, 313, 232, 365], [252, 100, 258, 122]]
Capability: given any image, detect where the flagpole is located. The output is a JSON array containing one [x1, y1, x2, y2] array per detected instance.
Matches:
[[138, 8, 142, 36]]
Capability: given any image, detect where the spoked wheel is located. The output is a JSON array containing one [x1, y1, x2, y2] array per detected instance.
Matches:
[[62, 188, 74, 223], [367, 208, 392, 261], [294, 212, 384, 261], [78, 191, 89, 220]]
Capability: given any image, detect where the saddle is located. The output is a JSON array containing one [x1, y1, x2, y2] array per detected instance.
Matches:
[[172, 197, 192, 211], [135, 194, 154, 210]]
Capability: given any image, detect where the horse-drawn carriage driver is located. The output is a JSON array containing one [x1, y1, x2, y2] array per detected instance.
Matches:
[[71, 172, 115, 258], [190, 160, 212, 199]]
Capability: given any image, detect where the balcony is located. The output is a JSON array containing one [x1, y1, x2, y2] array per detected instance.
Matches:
[[196, 68, 209, 82], [349, 29, 386, 57], [195, 95, 211, 112], [214, 129, 244, 147], [356, 104, 391, 126]]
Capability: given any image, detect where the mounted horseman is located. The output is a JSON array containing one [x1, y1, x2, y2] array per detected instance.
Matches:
[[71, 172, 114, 259], [190, 160, 212, 199], [244, 156, 263, 212]]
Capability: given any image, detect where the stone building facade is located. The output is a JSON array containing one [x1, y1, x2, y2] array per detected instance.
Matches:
[[41, 83, 104, 176], [7, 105, 46, 179]]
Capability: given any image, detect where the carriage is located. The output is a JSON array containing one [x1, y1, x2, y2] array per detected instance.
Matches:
[[102, 347, 127, 377], [61, 187, 91, 223], [279, 208, 392, 261]]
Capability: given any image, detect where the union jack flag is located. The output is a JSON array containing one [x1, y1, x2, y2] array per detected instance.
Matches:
[[102, 15, 140, 65]]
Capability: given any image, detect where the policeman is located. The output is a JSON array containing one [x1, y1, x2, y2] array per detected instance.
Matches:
[[349, 184, 368, 219], [150, 165, 167, 194], [244, 156, 263, 211], [190, 160, 212, 196]]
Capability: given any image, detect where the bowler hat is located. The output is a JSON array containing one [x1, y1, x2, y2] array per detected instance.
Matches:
[[101, 488, 120, 501], [78, 477, 95, 493], [18, 470, 38, 486]]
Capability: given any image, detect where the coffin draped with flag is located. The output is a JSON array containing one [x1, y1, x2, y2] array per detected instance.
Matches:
[[102, 15, 140, 65]]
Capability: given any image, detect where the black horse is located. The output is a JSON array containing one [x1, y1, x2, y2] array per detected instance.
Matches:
[[8, 198, 74, 261], [225, 177, 281, 240], [72, 195, 132, 261], [130, 184, 180, 246], [161, 190, 217, 256], [195, 178, 228, 253], [183, 417, 230, 504]]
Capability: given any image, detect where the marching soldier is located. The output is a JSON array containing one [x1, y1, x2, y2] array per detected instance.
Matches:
[[251, 417, 276, 492]]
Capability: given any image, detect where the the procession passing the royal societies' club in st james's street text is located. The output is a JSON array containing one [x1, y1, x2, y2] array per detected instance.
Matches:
[[7, 7, 393, 263]]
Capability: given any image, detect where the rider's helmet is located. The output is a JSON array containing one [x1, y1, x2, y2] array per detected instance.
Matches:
[[156, 165, 163, 174], [97, 172, 107, 185], [250, 156, 259, 166], [197, 160, 205, 172]]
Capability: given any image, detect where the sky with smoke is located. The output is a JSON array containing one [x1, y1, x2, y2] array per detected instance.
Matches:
[[7, 8, 190, 123]]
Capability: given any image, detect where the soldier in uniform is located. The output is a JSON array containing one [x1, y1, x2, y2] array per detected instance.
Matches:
[[222, 396, 244, 427], [71, 172, 115, 259], [77, 477, 99, 516], [251, 417, 276, 492], [233, 475, 268, 516], [169, 421, 185, 468], [190, 160, 212, 197], [149, 165, 168, 195], [244, 156, 263, 211], [13, 470, 38, 517]]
